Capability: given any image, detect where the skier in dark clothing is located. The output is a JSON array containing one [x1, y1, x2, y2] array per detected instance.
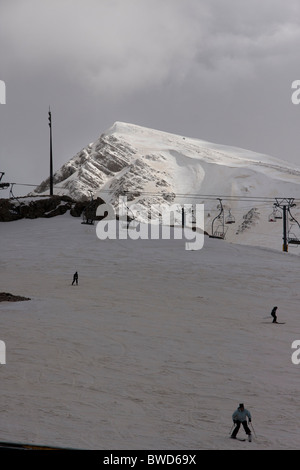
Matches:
[[231, 404, 252, 441], [271, 306, 278, 323], [72, 271, 78, 285]]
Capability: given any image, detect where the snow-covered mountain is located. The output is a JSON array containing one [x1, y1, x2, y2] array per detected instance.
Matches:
[[32, 122, 300, 251]]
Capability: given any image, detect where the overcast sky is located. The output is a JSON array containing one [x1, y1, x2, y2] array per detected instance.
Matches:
[[1, 0, 300, 196]]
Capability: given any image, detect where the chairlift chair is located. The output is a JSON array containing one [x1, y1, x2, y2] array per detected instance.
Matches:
[[287, 207, 300, 245], [225, 209, 235, 224], [288, 224, 300, 246], [288, 235, 300, 245], [268, 210, 277, 222], [273, 207, 282, 219]]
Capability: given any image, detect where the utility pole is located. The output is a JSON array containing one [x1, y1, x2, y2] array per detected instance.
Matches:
[[48, 107, 53, 196], [274, 198, 295, 252]]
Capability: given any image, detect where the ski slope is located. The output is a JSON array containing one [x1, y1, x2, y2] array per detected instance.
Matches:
[[1, 214, 300, 449]]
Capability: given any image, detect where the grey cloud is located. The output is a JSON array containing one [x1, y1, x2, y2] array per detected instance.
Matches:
[[1, 0, 300, 194]]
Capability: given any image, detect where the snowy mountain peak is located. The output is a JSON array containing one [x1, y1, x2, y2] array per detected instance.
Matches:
[[33, 120, 300, 199], [31, 121, 300, 251]]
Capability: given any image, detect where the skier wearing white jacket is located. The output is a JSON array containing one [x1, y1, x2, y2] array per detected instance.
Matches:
[[231, 404, 252, 441]]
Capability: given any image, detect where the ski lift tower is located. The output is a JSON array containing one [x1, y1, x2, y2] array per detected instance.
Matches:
[[274, 198, 295, 252]]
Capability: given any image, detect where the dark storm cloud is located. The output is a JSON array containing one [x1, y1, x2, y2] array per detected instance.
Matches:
[[2, 0, 298, 93], [1, 0, 300, 194]]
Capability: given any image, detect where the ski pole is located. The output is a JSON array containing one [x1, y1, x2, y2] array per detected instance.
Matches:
[[229, 423, 234, 435], [250, 422, 257, 438]]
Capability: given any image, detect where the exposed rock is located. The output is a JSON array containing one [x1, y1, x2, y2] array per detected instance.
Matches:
[[235, 208, 260, 235], [0, 196, 105, 222], [0, 292, 30, 302], [32, 133, 136, 200]]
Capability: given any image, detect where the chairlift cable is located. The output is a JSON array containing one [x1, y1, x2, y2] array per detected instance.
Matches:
[[3, 181, 300, 206]]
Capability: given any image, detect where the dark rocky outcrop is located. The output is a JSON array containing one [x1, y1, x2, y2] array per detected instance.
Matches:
[[0, 195, 106, 222], [0, 292, 31, 302]]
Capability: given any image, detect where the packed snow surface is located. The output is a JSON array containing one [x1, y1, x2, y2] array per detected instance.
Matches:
[[1, 214, 300, 449]]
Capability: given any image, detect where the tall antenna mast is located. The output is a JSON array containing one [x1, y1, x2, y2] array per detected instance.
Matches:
[[48, 107, 53, 196]]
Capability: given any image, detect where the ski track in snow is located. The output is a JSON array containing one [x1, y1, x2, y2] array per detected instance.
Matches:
[[1, 214, 300, 449]]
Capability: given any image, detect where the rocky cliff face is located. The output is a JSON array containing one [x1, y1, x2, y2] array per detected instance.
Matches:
[[31, 124, 178, 206], [33, 133, 137, 200]]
